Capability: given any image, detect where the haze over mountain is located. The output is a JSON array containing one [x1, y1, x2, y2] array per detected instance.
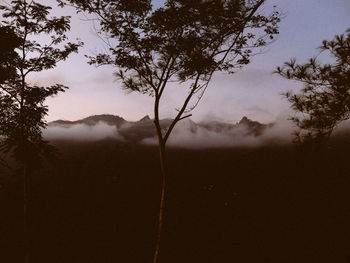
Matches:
[[45, 114, 294, 148]]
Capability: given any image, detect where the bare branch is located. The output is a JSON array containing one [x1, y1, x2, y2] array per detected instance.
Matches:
[[178, 114, 192, 121]]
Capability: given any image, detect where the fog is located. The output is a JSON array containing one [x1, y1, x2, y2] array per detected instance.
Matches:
[[43, 122, 124, 141], [44, 114, 350, 148], [143, 115, 295, 148], [334, 120, 350, 135], [43, 114, 298, 148]]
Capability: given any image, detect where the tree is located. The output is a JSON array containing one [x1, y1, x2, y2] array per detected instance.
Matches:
[[0, 1, 82, 261], [0, 26, 22, 84], [56, 0, 280, 262], [276, 29, 350, 146], [0, 26, 22, 170]]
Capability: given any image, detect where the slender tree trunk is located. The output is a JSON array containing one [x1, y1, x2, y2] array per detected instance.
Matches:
[[23, 164, 30, 263], [153, 138, 166, 263]]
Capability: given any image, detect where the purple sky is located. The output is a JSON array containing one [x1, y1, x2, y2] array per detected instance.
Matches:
[[3, 0, 349, 123]]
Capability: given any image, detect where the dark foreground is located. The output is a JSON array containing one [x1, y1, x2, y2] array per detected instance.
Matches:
[[1, 137, 350, 263]]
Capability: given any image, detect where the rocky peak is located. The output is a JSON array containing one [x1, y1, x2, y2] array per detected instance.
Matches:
[[238, 116, 266, 136], [239, 116, 252, 125], [139, 115, 151, 122]]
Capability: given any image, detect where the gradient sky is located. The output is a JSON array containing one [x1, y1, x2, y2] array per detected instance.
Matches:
[[3, 0, 350, 123]]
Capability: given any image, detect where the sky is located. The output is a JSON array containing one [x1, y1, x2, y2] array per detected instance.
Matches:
[[2, 0, 350, 123]]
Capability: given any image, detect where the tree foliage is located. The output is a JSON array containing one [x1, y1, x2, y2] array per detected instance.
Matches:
[[0, 26, 23, 84], [276, 29, 350, 145], [0, 0, 83, 169]]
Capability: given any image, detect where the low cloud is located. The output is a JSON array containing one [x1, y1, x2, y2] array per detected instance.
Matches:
[[42, 113, 300, 148], [43, 122, 124, 141], [334, 120, 350, 135], [143, 114, 295, 148]]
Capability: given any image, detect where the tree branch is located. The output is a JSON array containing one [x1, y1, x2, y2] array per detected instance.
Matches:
[[0, 84, 21, 104], [163, 73, 201, 144]]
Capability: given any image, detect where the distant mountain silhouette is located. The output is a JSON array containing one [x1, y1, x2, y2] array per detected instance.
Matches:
[[48, 114, 272, 142], [50, 114, 126, 127], [199, 116, 270, 136], [238, 116, 271, 136]]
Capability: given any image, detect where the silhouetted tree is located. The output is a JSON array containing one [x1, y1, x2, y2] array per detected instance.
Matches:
[[0, 26, 22, 84], [0, 26, 22, 170], [0, 1, 82, 261], [276, 29, 350, 146], [56, 0, 280, 262]]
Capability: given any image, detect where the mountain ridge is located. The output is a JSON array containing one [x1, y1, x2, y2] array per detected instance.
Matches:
[[48, 114, 272, 142]]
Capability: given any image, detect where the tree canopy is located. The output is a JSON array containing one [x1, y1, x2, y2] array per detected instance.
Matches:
[[276, 29, 350, 145], [0, 26, 22, 84], [0, 0, 83, 168]]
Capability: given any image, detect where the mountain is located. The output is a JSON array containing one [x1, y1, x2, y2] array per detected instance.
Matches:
[[48, 114, 272, 142], [237, 116, 271, 136], [198, 116, 270, 136], [50, 114, 126, 127], [118, 115, 156, 141]]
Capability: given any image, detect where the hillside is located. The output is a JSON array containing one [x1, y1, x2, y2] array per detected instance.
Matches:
[[1, 137, 350, 263]]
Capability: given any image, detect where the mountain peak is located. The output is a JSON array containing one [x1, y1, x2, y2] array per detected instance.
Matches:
[[239, 116, 252, 125], [238, 116, 267, 136], [139, 115, 151, 122]]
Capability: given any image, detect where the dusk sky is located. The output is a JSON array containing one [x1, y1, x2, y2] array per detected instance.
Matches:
[[4, 0, 349, 124]]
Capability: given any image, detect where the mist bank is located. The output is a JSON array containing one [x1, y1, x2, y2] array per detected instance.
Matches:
[[43, 114, 290, 148], [43, 114, 350, 148], [142, 117, 294, 148], [43, 122, 124, 141]]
